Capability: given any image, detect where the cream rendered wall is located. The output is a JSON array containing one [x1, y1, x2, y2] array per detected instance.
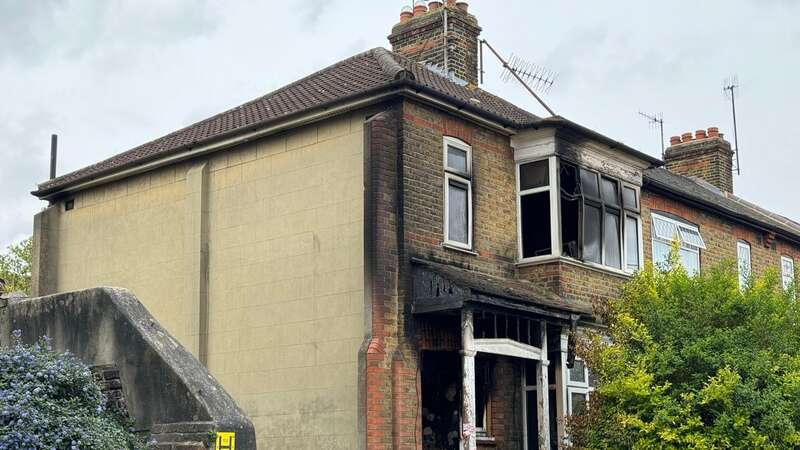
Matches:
[[44, 111, 367, 449]]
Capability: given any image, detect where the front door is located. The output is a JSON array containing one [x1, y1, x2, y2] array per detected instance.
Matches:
[[524, 360, 558, 450], [422, 351, 461, 450]]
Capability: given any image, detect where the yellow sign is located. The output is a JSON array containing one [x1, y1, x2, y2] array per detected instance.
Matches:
[[215, 432, 235, 450]]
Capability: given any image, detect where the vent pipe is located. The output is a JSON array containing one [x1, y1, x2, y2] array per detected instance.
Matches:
[[49, 134, 58, 180]]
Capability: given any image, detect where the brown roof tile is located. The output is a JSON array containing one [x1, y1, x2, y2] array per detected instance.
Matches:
[[33, 48, 537, 197]]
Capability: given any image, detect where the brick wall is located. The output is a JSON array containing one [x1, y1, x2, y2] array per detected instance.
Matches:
[[642, 190, 800, 280]]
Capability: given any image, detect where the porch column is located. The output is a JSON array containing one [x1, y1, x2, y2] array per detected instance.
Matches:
[[461, 308, 477, 450], [537, 321, 551, 450]]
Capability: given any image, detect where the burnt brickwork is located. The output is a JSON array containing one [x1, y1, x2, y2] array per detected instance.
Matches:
[[389, 5, 481, 86]]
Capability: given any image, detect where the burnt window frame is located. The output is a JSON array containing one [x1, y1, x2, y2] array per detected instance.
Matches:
[[443, 136, 473, 250], [516, 156, 559, 263]]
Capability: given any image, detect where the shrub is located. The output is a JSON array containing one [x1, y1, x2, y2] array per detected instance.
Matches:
[[0, 331, 145, 450], [569, 257, 800, 449]]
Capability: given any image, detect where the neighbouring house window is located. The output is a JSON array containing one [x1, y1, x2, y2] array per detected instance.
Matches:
[[651, 213, 706, 275], [566, 359, 593, 415], [782, 256, 795, 291], [444, 137, 472, 249], [516, 158, 642, 272], [517, 158, 555, 259], [738, 240, 752, 289], [64, 199, 75, 211]]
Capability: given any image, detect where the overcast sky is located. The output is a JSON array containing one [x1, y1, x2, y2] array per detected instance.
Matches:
[[2, 0, 799, 249]]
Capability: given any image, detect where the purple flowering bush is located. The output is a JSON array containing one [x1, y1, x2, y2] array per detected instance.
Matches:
[[0, 331, 145, 450]]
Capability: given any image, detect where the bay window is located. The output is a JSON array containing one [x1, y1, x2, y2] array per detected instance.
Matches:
[[651, 213, 705, 275], [444, 137, 472, 249], [517, 158, 642, 273]]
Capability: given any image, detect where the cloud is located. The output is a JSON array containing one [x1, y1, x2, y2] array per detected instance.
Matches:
[[0, 0, 217, 66]]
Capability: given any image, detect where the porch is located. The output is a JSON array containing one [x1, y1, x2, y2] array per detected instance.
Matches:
[[412, 259, 594, 450]]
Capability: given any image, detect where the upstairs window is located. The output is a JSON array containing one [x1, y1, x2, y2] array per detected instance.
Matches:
[[782, 256, 795, 291], [444, 137, 472, 249], [516, 158, 642, 272], [737, 240, 752, 289], [651, 213, 706, 275], [517, 158, 555, 259]]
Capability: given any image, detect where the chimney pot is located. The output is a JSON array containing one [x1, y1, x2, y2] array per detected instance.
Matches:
[[665, 126, 733, 193], [707, 126, 719, 137], [428, 1, 443, 11], [446, 0, 457, 6], [400, 6, 413, 22], [456, 1, 469, 12], [670, 136, 682, 146], [413, 0, 428, 16], [681, 132, 694, 143], [695, 129, 707, 140]]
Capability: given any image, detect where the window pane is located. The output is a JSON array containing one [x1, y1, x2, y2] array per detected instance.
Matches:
[[678, 226, 706, 249], [448, 180, 469, 244], [738, 242, 751, 288], [601, 177, 619, 206], [680, 248, 700, 276], [571, 392, 588, 415], [653, 239, 672, 270], [580, 170, 600, 198], [521, 192, 552, 258], [447, 146, 468, 174], [783, 258, 795, 290], [623, 186, 638, 210], [604, 212, 621, 269], [583, 205, 602, 263], [519, 160, 549, 190], [625, 216, 640, 272], [652, 216, 679, 242], [569, 360, 586, 383]]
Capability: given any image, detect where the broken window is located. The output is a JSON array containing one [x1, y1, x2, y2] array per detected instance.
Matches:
[[651, 213, 705, 275], [444, 137, 472, 249], [518, 159, 554, 260], [517, 158, 642, 271], [475, 358, 491, 435]]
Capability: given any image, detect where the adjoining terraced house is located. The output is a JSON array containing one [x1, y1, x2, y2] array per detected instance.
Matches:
[[29, 2, 800, 449]]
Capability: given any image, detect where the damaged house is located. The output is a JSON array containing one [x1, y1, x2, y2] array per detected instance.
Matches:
[[28, 2, 800, 449]]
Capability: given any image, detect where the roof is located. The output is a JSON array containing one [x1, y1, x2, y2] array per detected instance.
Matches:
[[644, 168, 800, 243], [33, 47, 538, 197], [411, 258, 593, 320]]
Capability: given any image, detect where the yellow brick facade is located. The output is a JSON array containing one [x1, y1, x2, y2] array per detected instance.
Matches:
[[36, 111, 368, 449]]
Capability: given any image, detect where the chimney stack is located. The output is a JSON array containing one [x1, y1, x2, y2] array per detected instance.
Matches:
[[388, 1, 481, 86], [665, 127, 734, 193]]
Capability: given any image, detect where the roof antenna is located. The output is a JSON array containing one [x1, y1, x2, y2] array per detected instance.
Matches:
[[723, 75, 741, 175], [480, 39, 557, 117], [50, 134, 58, 180], [638, 112, 665, 158]]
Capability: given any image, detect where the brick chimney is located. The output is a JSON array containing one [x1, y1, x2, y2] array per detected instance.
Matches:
[[389, 0, 481, 86], [665, 127, 734, 193]]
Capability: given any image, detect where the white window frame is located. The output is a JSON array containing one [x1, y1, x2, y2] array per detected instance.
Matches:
[[738, 240, 752, 289], [516, 156, 559, 263], [782, 256, 795, 291], [443, 136, 473, 250], [565, 358, 593, 415], [651, 213, 705, 275], [622, 184, 644, 274]]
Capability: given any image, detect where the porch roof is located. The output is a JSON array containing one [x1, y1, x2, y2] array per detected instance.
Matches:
[[410, 258, 594, 323]]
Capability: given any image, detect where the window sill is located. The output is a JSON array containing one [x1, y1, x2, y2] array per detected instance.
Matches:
[[516, 255, 635, 279], [442, 242, 479, 256], [476, 435, 496, 446]]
